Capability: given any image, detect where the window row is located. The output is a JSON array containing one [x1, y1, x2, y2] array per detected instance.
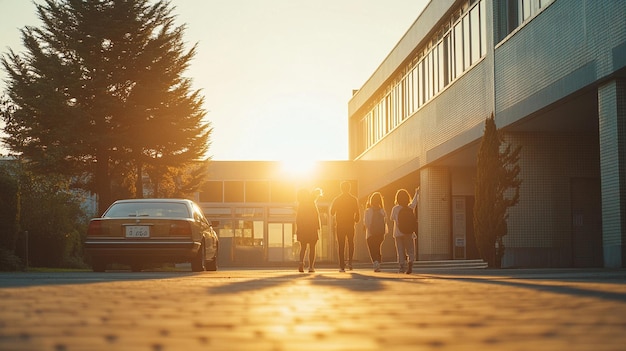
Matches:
[[198, 179, 357, 204], [356, 0, 487, 155], [497, 0, 555, 42]]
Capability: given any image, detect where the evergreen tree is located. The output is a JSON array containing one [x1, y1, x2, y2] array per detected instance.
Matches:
[[1, 0, 211, 213], [0, 163, 20, 254], [473, 113, 521, 267]]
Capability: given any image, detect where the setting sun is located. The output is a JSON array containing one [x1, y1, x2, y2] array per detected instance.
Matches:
[[280, 158, 318, 179]]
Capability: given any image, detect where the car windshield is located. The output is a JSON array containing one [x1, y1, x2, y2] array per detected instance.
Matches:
[[104, 202, 190, 218]]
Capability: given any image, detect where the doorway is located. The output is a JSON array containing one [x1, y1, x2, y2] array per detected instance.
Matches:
[[570, 177, 603, 267], [267, 222, 296, 262]]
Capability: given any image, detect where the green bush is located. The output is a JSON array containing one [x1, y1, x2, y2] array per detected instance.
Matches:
[[0, 248, 23, 271]]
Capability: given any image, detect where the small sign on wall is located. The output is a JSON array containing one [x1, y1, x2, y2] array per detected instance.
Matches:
[[455, 237, 465, 247]]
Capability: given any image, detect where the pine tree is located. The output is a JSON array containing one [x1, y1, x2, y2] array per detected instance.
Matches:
[[473, 113, 521, 267], [1, 0, 211, 213]]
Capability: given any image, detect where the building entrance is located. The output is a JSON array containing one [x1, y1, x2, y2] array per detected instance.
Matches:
[[267, 222, 295, 262], [570, 178, 603, 267]]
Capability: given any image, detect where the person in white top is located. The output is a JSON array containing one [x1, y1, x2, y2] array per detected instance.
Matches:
[[389, 188, 419, 274], [363, 192, 388, 272]]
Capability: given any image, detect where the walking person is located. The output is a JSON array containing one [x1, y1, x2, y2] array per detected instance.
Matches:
[[295, 188, 321, 273], [330, 181, 360, 272], [364, 192, 387, 272], [390, 188, 418, 274]]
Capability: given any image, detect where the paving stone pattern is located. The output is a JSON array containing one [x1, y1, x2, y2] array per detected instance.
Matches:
[[0, 268, 625, 350]]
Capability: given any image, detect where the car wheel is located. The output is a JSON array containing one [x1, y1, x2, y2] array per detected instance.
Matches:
[[191, 241, 206, 272], [205, 244, 218, 271]]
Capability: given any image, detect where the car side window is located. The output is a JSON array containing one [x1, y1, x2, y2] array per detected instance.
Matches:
[[193, 204, 210, 227]]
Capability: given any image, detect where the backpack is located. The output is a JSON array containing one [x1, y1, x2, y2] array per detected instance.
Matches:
[[397, 206, 417, 235], [370, 208, 385, 236]]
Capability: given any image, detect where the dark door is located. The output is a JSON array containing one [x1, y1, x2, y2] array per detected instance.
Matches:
[[464, 197, 479, 259], [571, 178, 603, 267]]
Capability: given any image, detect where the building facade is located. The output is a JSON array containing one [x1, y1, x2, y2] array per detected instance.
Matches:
[[349, 0, 625, 268], [197, 161, 366, 267], [201, 0, 625, 268]]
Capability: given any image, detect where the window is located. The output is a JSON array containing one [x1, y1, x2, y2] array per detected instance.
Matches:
[[432, 48, 439, 95], [246, 181, 269, 203], [354, 0, 489, 156], [470, 5, 481, 65], [235, 207, 263, 218], [271, 181, 296, 203], [480, 0, 487, 57], [463, 15, 471, 69], [418, 60, 425, 106], [497, 0, 555, 43], [269, 207, 295, 217], [454, 21, 464, 79], [233, 219, 264, 246], [438, 41, 445, 91], [203, 207, 232, 218], [224, 181, 244, 203], [200, 181, 223, 202]]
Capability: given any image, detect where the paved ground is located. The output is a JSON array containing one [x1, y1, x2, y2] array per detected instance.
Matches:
[[1, 267, 625, 350]]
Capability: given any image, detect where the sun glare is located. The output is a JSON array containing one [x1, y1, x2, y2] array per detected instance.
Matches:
[[280, 158, 318, 179]]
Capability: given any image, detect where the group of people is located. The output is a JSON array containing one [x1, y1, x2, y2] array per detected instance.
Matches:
[[295, 181, 419, 274]]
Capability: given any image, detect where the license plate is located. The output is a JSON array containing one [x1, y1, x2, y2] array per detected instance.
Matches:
[[125, 226, 150, 238]]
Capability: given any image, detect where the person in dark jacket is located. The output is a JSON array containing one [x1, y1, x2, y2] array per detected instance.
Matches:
[[330, 181, 360, 272], [296, 188, 321, 273]]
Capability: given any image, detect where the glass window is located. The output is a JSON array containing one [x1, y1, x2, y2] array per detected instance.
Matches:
[[354, 0, 495, 156], [432, 48, 439, 95], [269, 207, 295, 217], [424, 53, 430, 100], [437, 41, 445, 91], [403, 74, 409, 119], [430, 50, 436, 98], [104, 202, 190, 218], [446, 33, 454, 83], [539, 0, 554, 7], [480, 0, 487, 57], [217, 220, 234, 238], [202, 207, 232, 218], [409, 72, 414, 116], [369, 111, 375, 146], [233, 219, 263, 246], [199, 181, 222, 202], [246, 180, 269, 203], [454, 21, 463, 78], [521, 0, 532, 21], [271, 181, 296, 203], [224, 181, 244, 203], [384, 95, 389, 136], [412, 63, 420, 111], [470, 4, 481, 65], [418, 58, 426, 106], [463, 15, 470, 69], [235, 207, 263, 218], [395, 83, 403, 123]]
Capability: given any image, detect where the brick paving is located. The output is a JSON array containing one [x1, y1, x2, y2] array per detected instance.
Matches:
[[0, 268, 625, 350]]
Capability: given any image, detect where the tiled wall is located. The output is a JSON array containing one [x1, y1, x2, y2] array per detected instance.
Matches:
[[599, 79, 626, 267], [503, 131, 600, 267], [419, 166, 451, 260]]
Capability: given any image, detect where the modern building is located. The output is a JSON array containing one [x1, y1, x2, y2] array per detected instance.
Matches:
[[197, 161, 363, 267], [202, 0, 626, 268]]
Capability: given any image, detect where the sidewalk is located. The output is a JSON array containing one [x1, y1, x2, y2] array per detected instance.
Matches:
[[0, 268, 625, 350]]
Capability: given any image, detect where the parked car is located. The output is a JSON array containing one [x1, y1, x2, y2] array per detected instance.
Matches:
[[85, 199, 218, 272]]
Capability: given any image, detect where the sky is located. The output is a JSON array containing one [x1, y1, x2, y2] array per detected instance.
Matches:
[[0, 0, 429, 161]]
